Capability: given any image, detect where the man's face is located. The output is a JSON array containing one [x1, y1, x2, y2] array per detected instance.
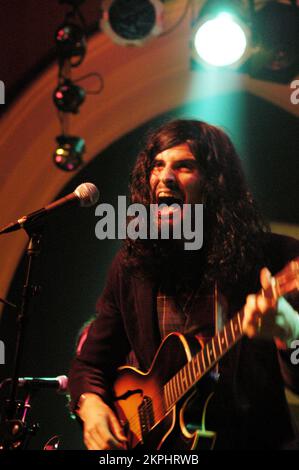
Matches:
[[149, 143, 201, 230]]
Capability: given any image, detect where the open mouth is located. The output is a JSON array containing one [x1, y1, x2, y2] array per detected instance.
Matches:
[[153, 194, 184, 221], [156, 195, 184, 207]]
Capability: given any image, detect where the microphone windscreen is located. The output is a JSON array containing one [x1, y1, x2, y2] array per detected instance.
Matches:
[[56, 375, 69, 393], [75, 183, 99, 207]]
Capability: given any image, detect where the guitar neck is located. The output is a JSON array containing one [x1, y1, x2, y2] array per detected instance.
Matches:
[[163, 309, 244, 410]]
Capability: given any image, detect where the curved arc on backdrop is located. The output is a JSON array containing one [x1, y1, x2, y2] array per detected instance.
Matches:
[[0, 17, 298, 311]]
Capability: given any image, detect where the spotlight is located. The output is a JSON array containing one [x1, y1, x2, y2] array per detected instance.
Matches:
[[53, 135, 85, 171], [250, 2, 299, 83], [100, 0, 164, 46], [191, 0, 299, 83], [55, 22, 86, 66], [191, 1, 250, 69], [53, 79, 85, 113], [193, 12, 249, 67]]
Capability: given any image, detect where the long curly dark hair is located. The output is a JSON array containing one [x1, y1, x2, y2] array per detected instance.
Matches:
[[122, 119, 268, 295]]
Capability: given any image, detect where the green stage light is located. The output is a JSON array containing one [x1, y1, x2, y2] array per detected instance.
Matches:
[[193, 12, 249, 68]]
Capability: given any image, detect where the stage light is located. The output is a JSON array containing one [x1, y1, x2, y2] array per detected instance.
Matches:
[[250, 2, 299, 83], [55, 22, 86, 66], [53, 135, 85, 171], [53, 79, 85, 113], [191, 1, 299, 83], [192, 11, 250, 68], [190, 0, 251, 71], [100, 0, 164, 46]]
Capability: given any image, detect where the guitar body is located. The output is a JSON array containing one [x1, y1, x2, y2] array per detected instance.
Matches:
[[113, 333, 217, 450]]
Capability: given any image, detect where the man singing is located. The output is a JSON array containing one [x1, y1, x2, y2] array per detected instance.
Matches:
[[68, 119, 299, 450]]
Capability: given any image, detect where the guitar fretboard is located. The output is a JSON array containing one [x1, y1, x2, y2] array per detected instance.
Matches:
[[163, 310, 244, 410]]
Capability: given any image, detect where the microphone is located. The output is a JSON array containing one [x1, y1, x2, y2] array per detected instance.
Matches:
[[17, 375, 68, 393], [0, 182, 99, 235]]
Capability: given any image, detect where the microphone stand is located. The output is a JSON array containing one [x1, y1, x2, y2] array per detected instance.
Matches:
[[0, 226, 43, 449]]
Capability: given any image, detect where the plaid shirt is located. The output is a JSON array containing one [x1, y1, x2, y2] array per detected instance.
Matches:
[[156, 285, 224, 340], [125, 284, 227, 368]]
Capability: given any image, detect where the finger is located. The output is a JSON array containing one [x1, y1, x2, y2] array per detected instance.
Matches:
[[84, 431, 102, 450], [246, 294, 258, 312], [94, 422, 125, 450], [256, 294, 276, 314], [244, 295, 259, 322], [109, 412, 128, 443], [260, 267, 272, 291], [87, 427, 119, 451], [243, 322, 257, 338], [243, 295, 261, 336], [85, 419, 111, 450], [243, 314, 263, 338]]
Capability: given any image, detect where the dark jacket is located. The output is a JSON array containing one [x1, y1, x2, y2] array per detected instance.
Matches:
[[68, 233, 299, 449]]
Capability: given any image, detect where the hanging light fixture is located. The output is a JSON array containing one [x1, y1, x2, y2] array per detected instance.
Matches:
[[55, 22, 87, 67], [100, 0, 164, 46], [53, 79, 86, 113], [249, 1, 299, 83], [53, 135, 85, 172]]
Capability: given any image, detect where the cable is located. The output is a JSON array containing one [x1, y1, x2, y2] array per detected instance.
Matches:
[[0, 297, 17, 309], [159, 0, 193, 37], [73, 72, 104, 95]]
